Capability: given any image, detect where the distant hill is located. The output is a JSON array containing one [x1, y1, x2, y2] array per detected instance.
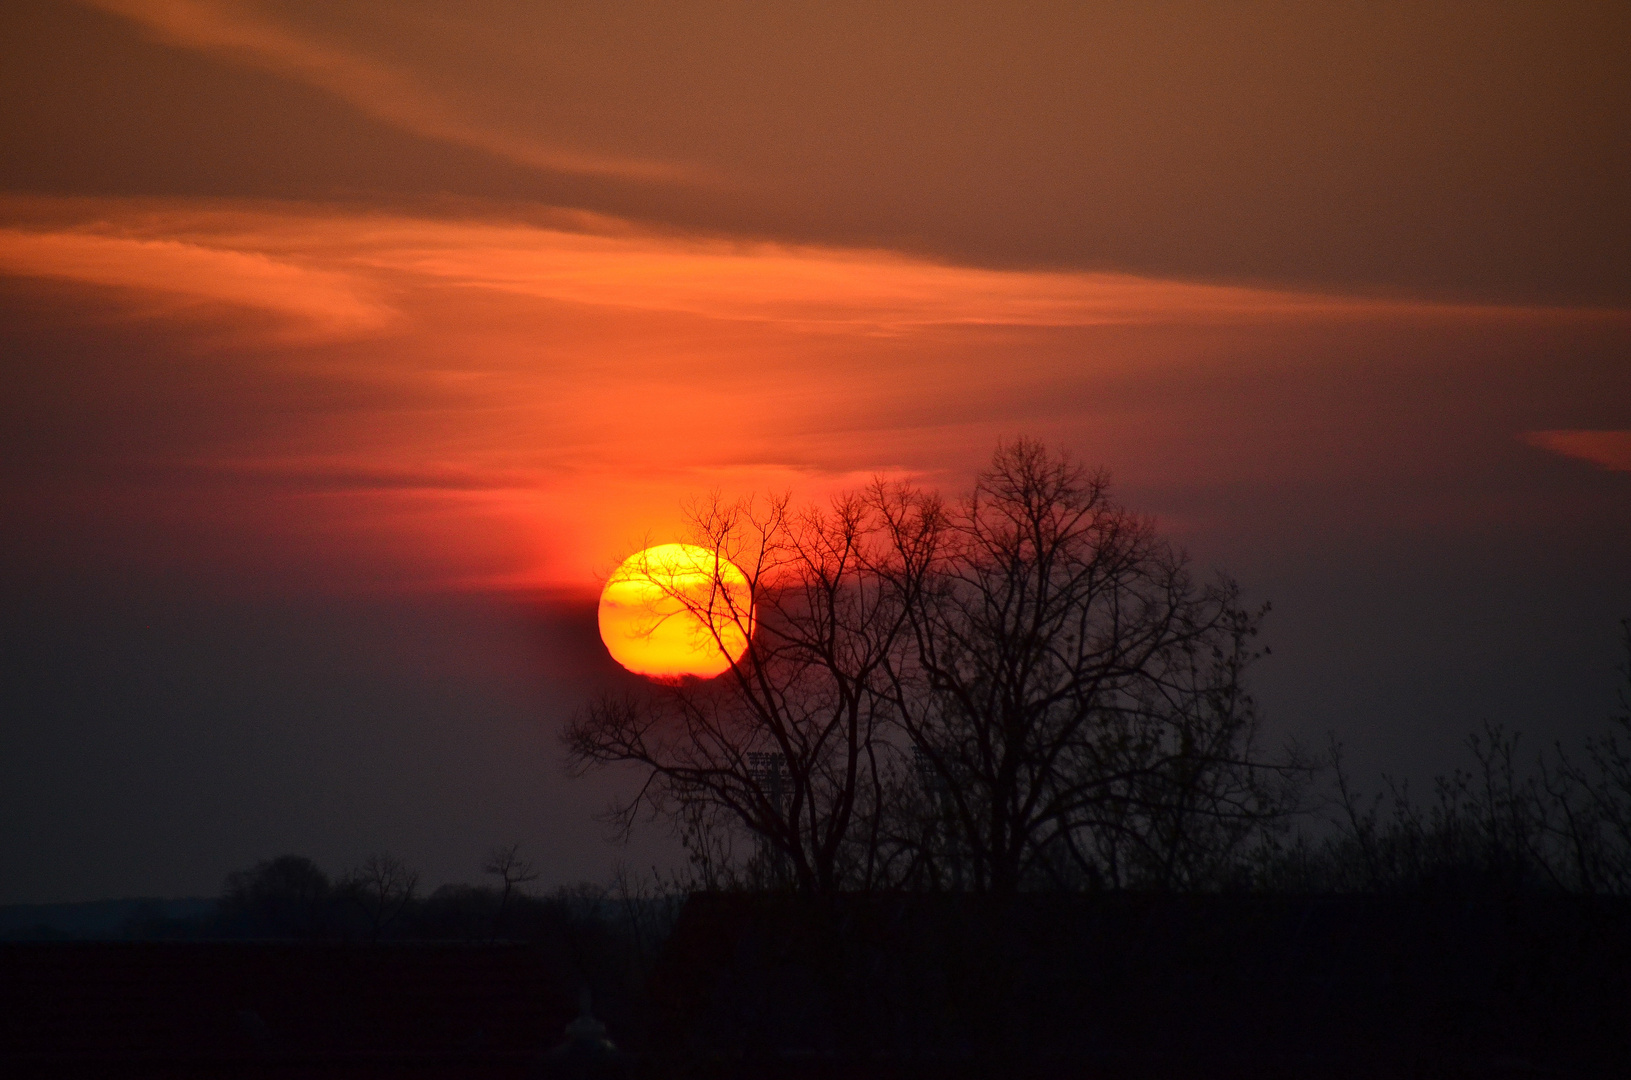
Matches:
[[0, 898, 214, 940]]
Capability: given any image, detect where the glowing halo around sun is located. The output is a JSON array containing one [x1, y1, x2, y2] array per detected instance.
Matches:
[[597, 543, 754, 680]]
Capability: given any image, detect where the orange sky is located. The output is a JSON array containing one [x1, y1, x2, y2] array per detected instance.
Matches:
[[0, 0, 1626, 901], [2, 193, 1625, 604]]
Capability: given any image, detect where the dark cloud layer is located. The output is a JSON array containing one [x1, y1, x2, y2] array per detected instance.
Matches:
[[4, 1, 1627, 303]]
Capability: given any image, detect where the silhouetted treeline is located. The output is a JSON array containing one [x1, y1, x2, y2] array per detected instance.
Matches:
[[1261, 731, 1631, 897], [2, 852, 679, 966], [23, 603, 1624, 959], [51, 850, 679, 1049], [193, 854, 682, 957], [569, 439, 1631, 898], [639, 614, 1631, 898]]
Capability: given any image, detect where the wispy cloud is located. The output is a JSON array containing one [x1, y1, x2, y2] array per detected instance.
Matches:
[[81, 0, 708, 185], [360, 226, 1430, 331], [200, 457, 538, 493], [2, 197, 1586, 339], [0, 226, 391, 336]]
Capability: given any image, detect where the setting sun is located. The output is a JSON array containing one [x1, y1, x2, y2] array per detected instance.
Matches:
[[596, 544, 753, 680]]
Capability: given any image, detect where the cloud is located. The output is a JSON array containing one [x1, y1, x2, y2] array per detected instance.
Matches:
[[1524, 430, 1631, 473], [4, 194, 1626, 597], [0, 226, 392, 337], [5, 196, 1590, 340], [80, 0, 707, 185], [10, 2, 1618, 306], [363, 226, 1420, 331], [201, 457, 536, 493]]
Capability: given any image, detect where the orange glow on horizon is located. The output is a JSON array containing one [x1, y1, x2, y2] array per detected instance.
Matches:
[[597, 544, 753, 680]]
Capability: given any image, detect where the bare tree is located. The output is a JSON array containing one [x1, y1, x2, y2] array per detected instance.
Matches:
[[566, 490, 933, 894], [343, 852, 419, 942], [1543, 618, 1631, 893], [878, 439, 1304, 893], [483, 843, 540, 939], [567, 440, 1302, 895]]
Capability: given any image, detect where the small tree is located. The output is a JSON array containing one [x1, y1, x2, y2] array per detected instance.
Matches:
[[483, 843, 540, 940], [343, 852, 419, 942], [218, 855, 334, 938]]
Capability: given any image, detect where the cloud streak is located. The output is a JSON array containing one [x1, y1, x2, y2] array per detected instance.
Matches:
[[1525, 430, 1631, 473], [3, 197, 1603, 340], [0, 226, 392, 336], [82, 0, 708, 185]]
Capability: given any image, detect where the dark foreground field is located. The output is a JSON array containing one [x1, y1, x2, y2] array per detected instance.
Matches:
[[4, 894, 1629, 1078]]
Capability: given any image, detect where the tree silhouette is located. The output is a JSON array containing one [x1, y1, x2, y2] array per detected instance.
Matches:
[[1543, 617, 1631, 892], [343, 852, 419, 942], [218, 854, 333, 938], [880, 439, 1302, 892], [567, 440, 1302, 893], [483, 843, 540, 940], [567, 490, 934, 893]]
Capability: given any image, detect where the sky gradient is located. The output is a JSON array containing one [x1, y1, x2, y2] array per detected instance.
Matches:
[[2, 0, 1627, 903]]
